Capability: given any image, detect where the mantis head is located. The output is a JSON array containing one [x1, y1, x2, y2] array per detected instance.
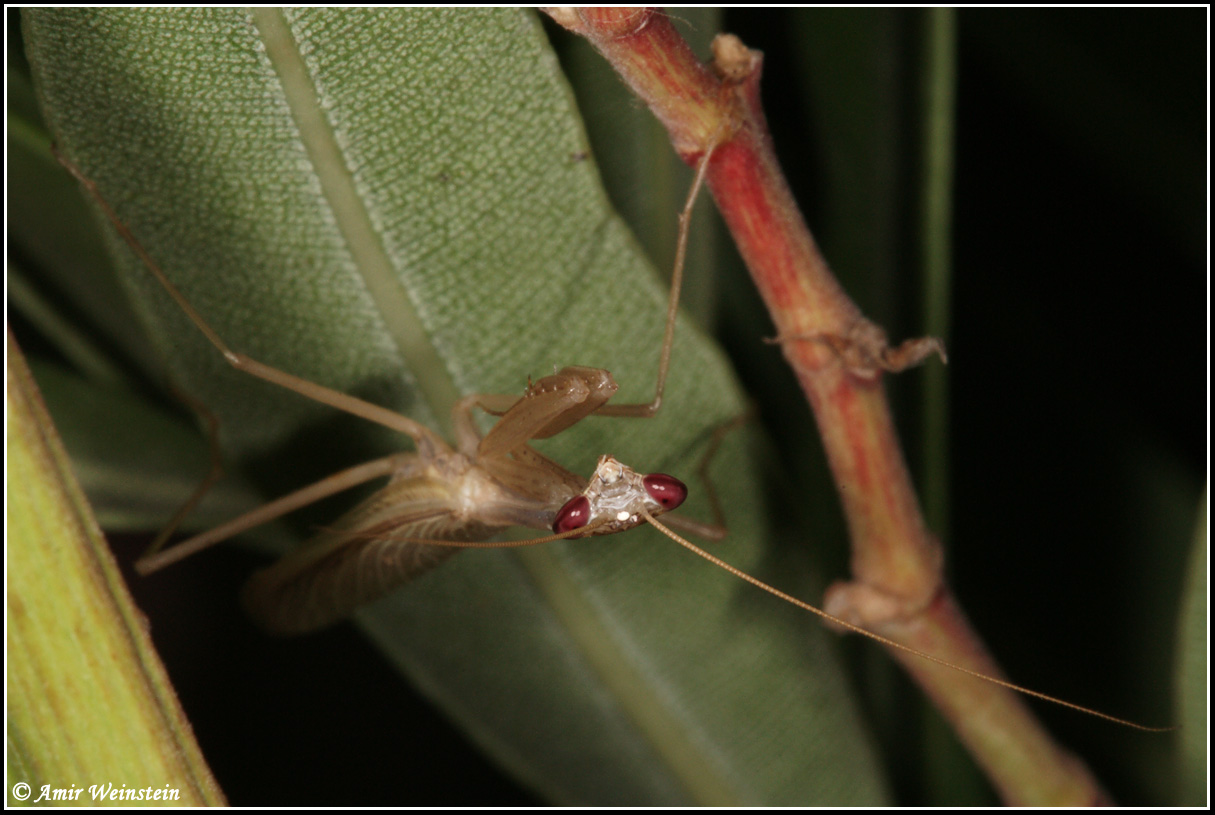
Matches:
[[552, 455, 686, 537]]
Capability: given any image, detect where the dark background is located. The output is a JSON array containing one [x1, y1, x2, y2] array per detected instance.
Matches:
[[11, 8, 1205, 806]]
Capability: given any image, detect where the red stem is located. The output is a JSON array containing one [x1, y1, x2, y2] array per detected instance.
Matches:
[[546, 7, 1110, 806]]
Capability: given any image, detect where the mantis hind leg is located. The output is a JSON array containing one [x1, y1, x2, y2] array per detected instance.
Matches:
[[140, 382, 226, 564], [135, 452, 417, 575], [55, 147, 453, 457]]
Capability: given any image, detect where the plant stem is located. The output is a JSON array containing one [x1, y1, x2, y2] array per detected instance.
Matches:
[[545, 7, 1110, 805]]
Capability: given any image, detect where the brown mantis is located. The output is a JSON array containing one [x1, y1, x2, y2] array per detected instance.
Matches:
[[57, 130, 1167, 732], [56, 142, 725, 635]]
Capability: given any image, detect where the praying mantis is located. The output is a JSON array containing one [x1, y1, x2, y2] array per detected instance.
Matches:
[[55, 139, 729, 636], [58, 131, 1163, 729], [26, 10, 870, 805], [18, 7, 1191, 807]]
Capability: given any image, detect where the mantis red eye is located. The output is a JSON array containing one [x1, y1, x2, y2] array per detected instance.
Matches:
[[643, 473, 687, 510], [553, 495, 592, 534]]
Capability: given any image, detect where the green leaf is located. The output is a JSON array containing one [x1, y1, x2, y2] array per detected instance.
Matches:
[[7, 334, 225, 806], [20, 8, 885, 805]]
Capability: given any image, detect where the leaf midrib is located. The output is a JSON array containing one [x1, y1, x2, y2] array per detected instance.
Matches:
[[252, 7, 461, 437]]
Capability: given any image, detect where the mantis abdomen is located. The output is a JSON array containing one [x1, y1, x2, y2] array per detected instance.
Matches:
[[241, 473, 498, 635]]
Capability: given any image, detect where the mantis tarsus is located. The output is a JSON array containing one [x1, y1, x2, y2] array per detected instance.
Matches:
[[57, 128, 1164, 729]]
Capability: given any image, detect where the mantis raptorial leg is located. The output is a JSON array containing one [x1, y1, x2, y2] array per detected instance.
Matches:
[[59, 136, 1167, 729]]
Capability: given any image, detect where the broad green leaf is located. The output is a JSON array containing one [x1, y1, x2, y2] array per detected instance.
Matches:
[[7, 77, 158, 381], [21, 8, 885, 805]]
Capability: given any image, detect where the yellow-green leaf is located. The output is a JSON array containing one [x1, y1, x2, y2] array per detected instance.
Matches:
[[7, 332, 225, 806]]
